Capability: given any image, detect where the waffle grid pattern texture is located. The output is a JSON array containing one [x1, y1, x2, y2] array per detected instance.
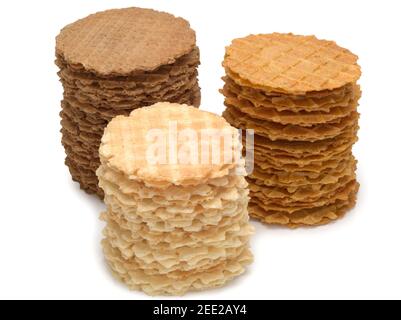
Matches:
[[224, 33, 361, 94], [56, 8, 196, 75]]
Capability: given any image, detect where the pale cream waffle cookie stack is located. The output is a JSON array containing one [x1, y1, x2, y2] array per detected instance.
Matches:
[[221, 33, 362, 228], [56, 8, 201, 197], [97, 102, 254, 296]]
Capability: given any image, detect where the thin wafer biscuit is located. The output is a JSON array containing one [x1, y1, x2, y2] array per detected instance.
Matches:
[[100, 103, 240, 186], [250, 178, 357, 209], [249, 185, 358, 228], [223, 76, 359, 112], [222, 86, 360, 126], [224, 105, 359, 142], [224, 33, 361, 94], [56, 8, 196, 76], [249, 156, 357, 187]]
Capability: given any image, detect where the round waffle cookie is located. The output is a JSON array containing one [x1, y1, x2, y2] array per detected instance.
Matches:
[[221, 33, 362, 228], [100, 103, 240, 186], [224, 33, 361, 95], [56, 7, 196, 75], [56, 8, 201, 197], [97, 102, 254, 295]]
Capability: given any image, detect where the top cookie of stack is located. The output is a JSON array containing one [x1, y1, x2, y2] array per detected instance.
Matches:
[[56, 7, 201, 197], [222, 33, 362, 228]]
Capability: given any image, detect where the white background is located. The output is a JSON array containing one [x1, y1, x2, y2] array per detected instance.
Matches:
[[0, 0, 400, 300]]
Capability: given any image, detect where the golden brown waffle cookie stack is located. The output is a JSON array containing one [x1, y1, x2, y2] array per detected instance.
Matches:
[[56, 8, 201, 197], [97, 102, 254, 296], [221, 33, 362, 228]]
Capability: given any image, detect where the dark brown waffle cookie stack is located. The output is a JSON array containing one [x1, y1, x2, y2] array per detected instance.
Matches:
[[221, 33, 362, 228], [56, 8, 201, 197]]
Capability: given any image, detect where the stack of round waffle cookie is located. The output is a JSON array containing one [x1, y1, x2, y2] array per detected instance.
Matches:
[[97, 103, 254, 295], [222, 33, 362, 228], [56, 8, 201, 197]]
